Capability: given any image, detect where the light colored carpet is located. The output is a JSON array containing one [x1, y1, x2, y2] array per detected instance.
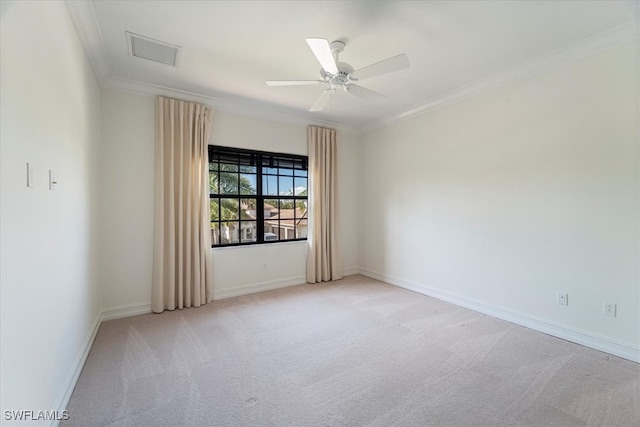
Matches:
[[64, 275, 639, 426]]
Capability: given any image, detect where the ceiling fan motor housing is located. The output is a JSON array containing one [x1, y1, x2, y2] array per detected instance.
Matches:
[[320, 62, 354, 89]]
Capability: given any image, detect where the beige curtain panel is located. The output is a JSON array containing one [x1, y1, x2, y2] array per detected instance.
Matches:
[[152, 96, 214, 313], [306, 125, 343, 283]]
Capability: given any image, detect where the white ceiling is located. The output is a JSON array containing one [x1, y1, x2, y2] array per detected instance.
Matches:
[[68, 0, 639, 131]]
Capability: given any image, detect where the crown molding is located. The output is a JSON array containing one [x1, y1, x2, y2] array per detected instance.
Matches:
[[103, 75, 360, 135], [65, 0, 112, 84], [65, 1, 358, 135], [66, 0, 636, 137], [360, 23, 640, 134]]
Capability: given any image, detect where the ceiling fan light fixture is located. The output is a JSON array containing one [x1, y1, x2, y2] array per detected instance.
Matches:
[[269, 38, 409, 112]]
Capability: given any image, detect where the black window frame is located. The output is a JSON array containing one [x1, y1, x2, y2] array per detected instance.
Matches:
[[209, 145, 308, 248]]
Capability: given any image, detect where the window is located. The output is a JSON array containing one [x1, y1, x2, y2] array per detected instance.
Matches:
[[209, 145, 308, 247]]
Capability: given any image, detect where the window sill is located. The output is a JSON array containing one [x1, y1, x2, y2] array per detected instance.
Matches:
[[211, 240, 307, 251]]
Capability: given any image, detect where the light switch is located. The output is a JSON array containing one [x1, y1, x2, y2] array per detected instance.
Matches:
[[27, 162, 35, 188], [49, 170, 57, 190]]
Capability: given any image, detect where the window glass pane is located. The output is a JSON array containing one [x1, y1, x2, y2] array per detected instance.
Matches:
[[278, 199, 300, 241], [279, 176, 294, 196], [279, 199, 294, 209], [219, 173, 238, 194], [294, 169, 307, 177], [210, 162, 218, 172], [211, 223, 221, 246], [210, 171, 219, 194], [295, 199, 308, 213], [297, 221, 308, 239], [297, 205, 308, 239], [220, 221, 240, 245], [240, 165, 256, 173], [263, 175, 278, 196], [279, 168, 294, 176], [220, 163, 238, 172], [294, 177, 307, 196], [239, 174, 257, 195], [262, 167, 278, 175], [264, 199, 278, 219], [240, 221, 256, 243], [240, 198, 257, 219], [220, 198, 239, 220], [263, 220, 280, 242], [211, 199, 220, 221]]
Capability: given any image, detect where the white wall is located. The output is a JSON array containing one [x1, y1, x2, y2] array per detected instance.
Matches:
[[100, 90, 359, 311], [0, 0, 102, 422], [359, 41, 639, 359], [100, 91, 155, 311]]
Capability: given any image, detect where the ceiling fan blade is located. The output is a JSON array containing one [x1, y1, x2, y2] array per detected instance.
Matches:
[[266, 80, 322, 86], [345, 84, 387, 104], [309, 90, 332, 112], [351, 53, 410, 81], [305, 38, 338, 75]]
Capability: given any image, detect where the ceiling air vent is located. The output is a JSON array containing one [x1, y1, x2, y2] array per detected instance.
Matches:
[[126, 32, 181, 67]]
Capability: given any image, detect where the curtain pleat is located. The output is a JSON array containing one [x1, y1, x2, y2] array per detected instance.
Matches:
[[152, 97, 214, 313], [306, 125, 343, 283]]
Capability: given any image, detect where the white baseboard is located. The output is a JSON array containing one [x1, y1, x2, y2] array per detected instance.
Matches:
[[48, 313, 102, 427], [99, 272, 356, 309], [213, 275, 307, 300], [358, 268, 640, 363], [101, 302, 152, 321], [50, 302, 153, 426], [343, 266, 359, 276]]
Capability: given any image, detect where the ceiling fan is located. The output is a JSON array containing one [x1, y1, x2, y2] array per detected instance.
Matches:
[[266, 38, 410, 112]]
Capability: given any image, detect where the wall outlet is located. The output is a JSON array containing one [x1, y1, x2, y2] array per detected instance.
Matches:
[[49, 169, 57, 191], [603, 302, 616, 317], [557, 292, 568, 306], [262, 263, 267, 270]]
